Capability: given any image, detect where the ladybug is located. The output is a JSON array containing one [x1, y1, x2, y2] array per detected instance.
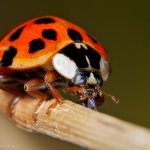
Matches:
[[0, 16, 118, 120]]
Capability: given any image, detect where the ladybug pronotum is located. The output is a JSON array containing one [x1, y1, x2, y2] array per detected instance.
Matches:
[[0, 16, 117, 120]]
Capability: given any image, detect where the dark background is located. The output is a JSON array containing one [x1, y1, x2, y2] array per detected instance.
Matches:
[[0, 0, 150, 150]]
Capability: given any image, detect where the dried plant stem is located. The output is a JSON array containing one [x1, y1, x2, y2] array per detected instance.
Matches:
[[0, 89, 150, 150]]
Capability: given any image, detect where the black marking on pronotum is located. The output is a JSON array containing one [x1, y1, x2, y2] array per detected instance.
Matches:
[[86, 47, 100, 69], [0, 46, 17, 67], [42, 29, 57, 40], [60, 44, 101, 69], [34, 17, 55, 24], [29, 39, 45, 53], [88, 34, 98, 43], [60, 44, 88, 68], [68, 29, 83, 42], [9, 26, 25, 41]]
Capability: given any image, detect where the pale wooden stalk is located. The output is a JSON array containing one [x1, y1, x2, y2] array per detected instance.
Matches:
[[0, 89, 150, 150]]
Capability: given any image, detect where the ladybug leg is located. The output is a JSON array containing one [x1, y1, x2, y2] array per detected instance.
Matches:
[[0, 86, 24, 96], [0, 75, 25, 117], [0, 87, 24, 117], [65, 86, 85, 96], [44, 71, 64, 114], [24, 78, 47, 121], [0, 86, 25, 117]]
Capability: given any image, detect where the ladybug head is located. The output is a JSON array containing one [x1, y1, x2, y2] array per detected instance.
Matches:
[[73, 68, 103, 87], [52, 43, 115, 109]]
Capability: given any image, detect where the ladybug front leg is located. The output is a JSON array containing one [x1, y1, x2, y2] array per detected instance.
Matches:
[[44, 71, 64, 114], [24, 78, 47, 121]]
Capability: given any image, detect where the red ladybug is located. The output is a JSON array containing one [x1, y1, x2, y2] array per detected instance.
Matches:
[[0, 16, 118, 120]]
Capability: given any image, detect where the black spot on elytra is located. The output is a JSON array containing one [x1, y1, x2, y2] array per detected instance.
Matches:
[[9, 26, 25, 41], [29, 39, 45, 53], [88, 34, 98, 43], [34, 17, 55, 24], [60, 44, 101, 69], [42, 29, 57, 40], [0, 46, 17, 67], [68, 29, 83, 42]]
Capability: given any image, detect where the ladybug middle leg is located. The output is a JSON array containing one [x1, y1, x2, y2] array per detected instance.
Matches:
[[24, 78, 47, 121]]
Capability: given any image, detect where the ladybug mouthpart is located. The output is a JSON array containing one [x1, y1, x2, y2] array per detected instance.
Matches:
[[77, 85, 104, 109], [78, 85, 118, 109]]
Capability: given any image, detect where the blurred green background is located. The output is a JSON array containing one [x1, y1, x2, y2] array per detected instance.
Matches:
[[0, 0, 150, 150]]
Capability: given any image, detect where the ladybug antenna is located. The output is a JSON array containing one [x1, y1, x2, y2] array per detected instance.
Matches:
[[99, 90, 119, 104]]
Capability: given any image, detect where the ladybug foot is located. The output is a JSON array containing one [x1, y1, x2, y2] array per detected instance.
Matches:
[[32, 112, 38, 122], [7, 96, 20, 117], [46, 100, 61, 115], [32, 99, 62, 121]]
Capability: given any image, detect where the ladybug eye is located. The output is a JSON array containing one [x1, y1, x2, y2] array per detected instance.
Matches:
[[74, 71, 90, 86], [93, 72, 103, 87]]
